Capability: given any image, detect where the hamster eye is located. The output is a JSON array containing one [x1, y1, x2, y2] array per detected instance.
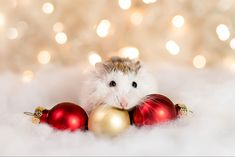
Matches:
[[132, 81, 137, 88], [109, 80, 116, 87]]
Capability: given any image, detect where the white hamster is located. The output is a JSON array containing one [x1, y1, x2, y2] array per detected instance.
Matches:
[[79, 57, 157, 111]]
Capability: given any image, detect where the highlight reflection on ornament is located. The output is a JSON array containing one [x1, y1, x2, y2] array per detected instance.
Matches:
[[88, 105, 130, 137]]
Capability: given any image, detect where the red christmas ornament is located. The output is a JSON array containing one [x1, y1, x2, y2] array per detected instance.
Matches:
[[131, 94, 178, 126], [24, 102, 88, 131]]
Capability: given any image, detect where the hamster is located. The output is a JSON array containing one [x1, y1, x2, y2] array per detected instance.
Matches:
[[79, 56, 158, 112]]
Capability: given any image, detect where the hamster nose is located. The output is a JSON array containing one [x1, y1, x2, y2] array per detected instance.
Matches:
[[120, 102, 127, 109], [120, 99, 128, 109]]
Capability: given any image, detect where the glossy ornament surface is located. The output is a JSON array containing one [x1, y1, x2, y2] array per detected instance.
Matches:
[[132, 94, 177, 126], [88, 105, 130, 137]]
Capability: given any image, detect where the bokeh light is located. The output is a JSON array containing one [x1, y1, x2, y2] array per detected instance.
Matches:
[[119, 47, 140, 59], [88, 52, 102, 66], [42, 2, 54, 14], [230, 38, 235, 50], [142, 0, 157, 4], [165, 41, 180, 55], [37, 50, 51, 64], [130, 11, 143, 26], [22, 70, 34, 82], [216, 24, 230, 41], [55, 32, 67, 44], [6, 27, 18, 39], [172, 15, 185, 28], [118, 0, 131, 10], [0, 13, 5, 27], [96, 20, 111, 38], [193, 55, 207, 69]]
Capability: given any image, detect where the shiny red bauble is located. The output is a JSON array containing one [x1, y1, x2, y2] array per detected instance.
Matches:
[[37, 102, 88, 131], [131, 94, 178, 126]]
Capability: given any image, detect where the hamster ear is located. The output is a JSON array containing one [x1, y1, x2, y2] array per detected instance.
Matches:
[[134, 60, 142, 72], [95, 63, 109, 74]]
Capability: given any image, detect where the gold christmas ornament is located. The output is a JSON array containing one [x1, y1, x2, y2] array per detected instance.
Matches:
[[88, 105, 130, 137]]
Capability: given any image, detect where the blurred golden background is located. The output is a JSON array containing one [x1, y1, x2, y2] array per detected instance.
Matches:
[[0, 0, 235, 82]]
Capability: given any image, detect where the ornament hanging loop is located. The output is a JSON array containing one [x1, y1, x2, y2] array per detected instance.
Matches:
[[24, 111, 41, 124], [24, 106, 46, 124], [24, 112, 34, 116]]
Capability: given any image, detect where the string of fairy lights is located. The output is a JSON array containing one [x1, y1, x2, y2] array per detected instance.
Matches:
[[0, 0, 235, 83]]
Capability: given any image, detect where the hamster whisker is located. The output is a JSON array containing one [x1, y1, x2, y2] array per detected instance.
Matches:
[[115, 95, 120, 103], [115, 95, 121, 107]]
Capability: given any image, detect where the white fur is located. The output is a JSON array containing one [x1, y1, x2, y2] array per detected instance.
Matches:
[[79, 62, 157, 111]]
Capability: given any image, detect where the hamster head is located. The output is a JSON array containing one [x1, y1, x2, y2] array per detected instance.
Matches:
[[90, 57, 157, 110]]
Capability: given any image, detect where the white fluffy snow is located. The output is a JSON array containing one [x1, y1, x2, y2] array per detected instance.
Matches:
[[0, 63, 235, 156]]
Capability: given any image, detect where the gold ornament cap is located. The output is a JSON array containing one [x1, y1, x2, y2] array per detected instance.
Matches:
[[175, 104, 193, 117], [24, 106, 46, 124]]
